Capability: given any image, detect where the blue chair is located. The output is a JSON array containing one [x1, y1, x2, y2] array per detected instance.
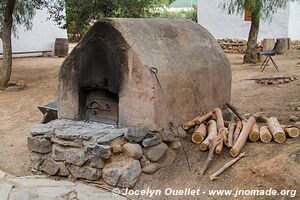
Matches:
[[259, 39, 280, 72]]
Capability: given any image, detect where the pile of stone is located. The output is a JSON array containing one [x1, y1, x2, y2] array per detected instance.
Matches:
[[291, 40, 300, 50], [28, 119, 183, 188], [217, 38, 248, 54]]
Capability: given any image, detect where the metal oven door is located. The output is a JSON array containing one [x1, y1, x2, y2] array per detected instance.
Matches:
[[85, 90, 118, 125]]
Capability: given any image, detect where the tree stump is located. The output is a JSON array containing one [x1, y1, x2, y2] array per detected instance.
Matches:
[[277, 38, 291, 54], [259, 38, 275, 61]]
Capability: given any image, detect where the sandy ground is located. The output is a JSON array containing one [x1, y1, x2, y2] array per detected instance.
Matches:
[[0, 50, 299, 199]]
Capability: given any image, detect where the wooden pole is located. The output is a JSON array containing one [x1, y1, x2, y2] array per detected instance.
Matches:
[[201, 140, 220, 175], [200, 120, 217, 151], [266, 117, 286, 143], [192, 124, 207, 144], [249, 123, 260, 142], [213, 108, 225, 154], [230, 117, 256, 157], [182, 121, 196, 130], [227, 121, 236, 148], [192, 111, 214, 125], [210, 152, 246, 180], [259, 126, 272, 143], [233, 120, 243, 145]]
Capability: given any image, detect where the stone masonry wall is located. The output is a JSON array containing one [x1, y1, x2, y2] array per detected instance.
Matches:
[[28, 119, 183, 188]]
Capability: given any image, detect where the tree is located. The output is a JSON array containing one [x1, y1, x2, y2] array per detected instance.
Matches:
[[0, 0, 37, 89], [220, 0, 290, 64]]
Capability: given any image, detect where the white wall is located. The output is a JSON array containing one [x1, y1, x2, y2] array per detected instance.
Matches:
[[288, 1, 300, 39], [0, 8, 67, 55], [197, 0, 298, 40]]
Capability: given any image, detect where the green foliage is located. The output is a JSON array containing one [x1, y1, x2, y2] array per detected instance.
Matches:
[[0, 0, 37, 37], [154, 6, 197, 22], [220, 0, 289, 20]]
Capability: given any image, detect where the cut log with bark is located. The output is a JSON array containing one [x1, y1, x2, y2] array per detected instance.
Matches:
[[192, 111, 214, 125], [233, 120, 243, 145], [227, 121, 236, 148], [230, 117, 256, 157], [200, 120, 217, 151], [282, 126, 300, 138], [213, 108, 225, 154], [201, 140, 220, 175], [249, 123, 260, 142], [266, 117, 286, 143], [259, 126, 272, 143], [182, 121, 196, 130], [225, 103, 247, 122], [192, 124, 207, 144], [210, 152, 247, 181]]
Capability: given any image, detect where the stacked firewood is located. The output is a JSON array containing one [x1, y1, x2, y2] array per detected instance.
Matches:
[[181, 103, 300, 180]]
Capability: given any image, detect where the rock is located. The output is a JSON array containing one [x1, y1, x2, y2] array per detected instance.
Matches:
[[174, 127, 187, 139], [28, 136, 52, 154], [90, 156, 105, 169], [57, 162, 70, 177], [88, 144, 111, 159], [157, 147, 177, 166], [142, 163, 162, 174], [31, 124, 54, 137], [295, 121, 300, 130], [160, 129, 177, 142], [142, 132, 161, 147], [111, 137, 126, 154], [144, 142, 168, 162], [52, 144, 88, 166], [40, 158, 60, 175], [290, 115, 299, 122], [51, 137, 83, 148], [96, 128, 128, 144], [29, 152, 47, 170], [123, 143, 143, 160], [139, 156, 151, 168], [102, 157, 141, 188], [170, 141, 181, 150], [125, 127, 149, 143], [68, 165, 101, 181]]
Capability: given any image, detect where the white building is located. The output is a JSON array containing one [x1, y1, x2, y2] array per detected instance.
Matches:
[[197, 0, 300, 40], [0, 8, 67, 56]]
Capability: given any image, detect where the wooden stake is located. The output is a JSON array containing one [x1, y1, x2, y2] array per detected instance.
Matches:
[[192, 124, 207, 144], [282, 126, 300, 138], [192, 111, 214, 125], [266, 117, 286, 143], [200, 120, 217, 151], [249, 123, 260, 142], [227, 121, 236, 148], [230, 117, 256, 157], [210, 152, 246, 181], [182, 121, 196, 130], [201, 140, 220, 175], [233, 120, 243, 145]]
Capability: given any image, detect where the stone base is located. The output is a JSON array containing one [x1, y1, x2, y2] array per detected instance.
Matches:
[[28, 119, 181, 188]]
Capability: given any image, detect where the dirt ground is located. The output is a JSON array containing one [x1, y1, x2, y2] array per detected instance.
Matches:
[[0, 51, 299, 199]]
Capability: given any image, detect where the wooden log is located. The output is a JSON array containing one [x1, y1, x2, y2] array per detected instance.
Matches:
[[213, 108, 225, 154], [200, 120, 217, 151], [228, 121, 236, 148], [201, 140, 220, 175], [259, 126, 272, 143], [277, 38, 291, 54], [233, 120, 243, 145], [182, 121, 196, 130], [192, 124, 207, 144], [249, 123, 260, 142], [266, 117, 286, 143], [192, 111, 214, 125], [225, 103, 247, 122], [210, 152, 246, 180], [282, 126, 300, 138], [230, 117, 256, 157], [259, 38, 275, 62], [222, 128, 229, 147]]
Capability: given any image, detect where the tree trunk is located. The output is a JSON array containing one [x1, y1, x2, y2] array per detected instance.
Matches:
[[243, 9, 260, 64], [0, 0, 16, 89]]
